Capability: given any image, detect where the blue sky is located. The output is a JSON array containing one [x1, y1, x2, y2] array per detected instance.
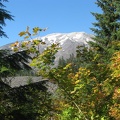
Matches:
[[0, 0, 101, 46]]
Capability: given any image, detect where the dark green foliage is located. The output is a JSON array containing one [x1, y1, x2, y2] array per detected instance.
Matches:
[[90, 0, 120, 51], [0, 49, 32, 90], [0, 50, 32, 78], [58, 56, 66, 67], [0, 0, 14, 37], [0, 80, 52, 120]]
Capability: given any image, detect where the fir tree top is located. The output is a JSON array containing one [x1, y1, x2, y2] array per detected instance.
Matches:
[[0, 0, 14, 37], [91, 0, 120, 48]]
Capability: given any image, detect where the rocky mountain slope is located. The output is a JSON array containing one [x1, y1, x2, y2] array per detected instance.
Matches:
[[38, 32, 94, 65]]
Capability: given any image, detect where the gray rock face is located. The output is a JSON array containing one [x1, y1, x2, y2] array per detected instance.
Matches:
[[2, 76, 57, 93], [3, 76, 43, 88]]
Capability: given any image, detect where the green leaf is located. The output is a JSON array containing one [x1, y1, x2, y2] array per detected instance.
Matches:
[[19, 31, 26, 37], [0, 66, 9, 73]]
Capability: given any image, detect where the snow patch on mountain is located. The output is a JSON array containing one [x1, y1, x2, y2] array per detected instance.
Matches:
[[41, 32, 93, 45]]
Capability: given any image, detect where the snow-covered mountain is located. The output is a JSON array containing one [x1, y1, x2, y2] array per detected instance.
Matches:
[[0, 32, 94, 65], [39, 32, 94, 65]]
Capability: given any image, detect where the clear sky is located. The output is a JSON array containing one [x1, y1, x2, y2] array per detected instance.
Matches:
[[0, 0, 101, 46]]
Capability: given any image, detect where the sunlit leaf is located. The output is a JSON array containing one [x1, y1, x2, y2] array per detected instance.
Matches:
[[19, 31, 26, 36]]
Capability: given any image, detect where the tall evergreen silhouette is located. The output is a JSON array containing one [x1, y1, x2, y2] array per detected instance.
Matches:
[[90, 0, 120, 51], [0, 0, 14, 37]]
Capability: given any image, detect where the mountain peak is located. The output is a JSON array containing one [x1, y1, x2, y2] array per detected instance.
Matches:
[[38, 32, 94, 65], [40, 32, 93, 45]]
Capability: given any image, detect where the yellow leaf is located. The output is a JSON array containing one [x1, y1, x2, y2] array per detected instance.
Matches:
[[75, 80, 80, 84]]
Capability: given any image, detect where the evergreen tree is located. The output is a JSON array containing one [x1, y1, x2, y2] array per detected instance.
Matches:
[[0, 0, 14, 37], [58, 56, 66, 67], [90, 0, 120, 50]]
